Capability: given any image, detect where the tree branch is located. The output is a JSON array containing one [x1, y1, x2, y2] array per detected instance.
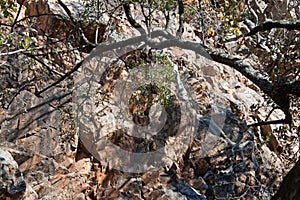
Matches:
[[285, 80, 300, 96], [246, 20, 300, 36], [36, 60, 83, 96], [23, 52, 64, 77], [207, 51, 273, 95], [85, 30, 294, 124], [208, 51, 293, 123], [57, 0, 96, 47], [176, 0, 185, 38], [247, 119, 286, 127], [272, 159, 300, 200], [11, 0, 25, 33], [0, 46, 44, 56], [123, 3, 146, 35]]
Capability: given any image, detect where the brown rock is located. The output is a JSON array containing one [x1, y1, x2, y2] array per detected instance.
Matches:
[[19, 0, 106, 52]]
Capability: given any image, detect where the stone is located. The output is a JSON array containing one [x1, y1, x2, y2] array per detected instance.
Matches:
[[0, 148, 26, 197], [18, 0, 107, 52]]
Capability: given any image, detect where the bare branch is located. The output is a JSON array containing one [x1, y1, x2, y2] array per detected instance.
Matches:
[[140, 4, 150, 29], [45, 29, 293, 124], [123, 3, 146, 35], [36, 60, 83, 95], [247, 20, 300, 36], [272, 159, 300, 200], [176, 0, 185, 38], [247, 119, 286, 127], [57, 0, 96, 47], [207, 52, 273, 94], [207, 51, 293, 123], [11, 0, 25, 33], [0, 46, 44, 56], [23, 52, 64, 77], [164, 10, 171, 31], [253, 0, 266, 22], [143, 30, 293, 123], [0, 91, 71, 125], [275, 79, 300, 97]]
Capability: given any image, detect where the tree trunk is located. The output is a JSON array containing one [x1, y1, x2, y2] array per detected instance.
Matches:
[[272, 159, 300, 200]]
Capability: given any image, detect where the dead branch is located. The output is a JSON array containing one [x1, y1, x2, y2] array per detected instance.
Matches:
[[247, 119, 286, 127], [57, 0, 96, 47], [247, 20, 300, 36], [176, 0, 184, 38], [36, 60, 83, 95], [123, 3, 146, 35]]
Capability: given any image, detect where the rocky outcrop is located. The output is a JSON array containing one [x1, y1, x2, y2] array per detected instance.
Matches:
[[0, 45, 287, 199], [18, 0, 107, 51], [0, 2, 297, 199]]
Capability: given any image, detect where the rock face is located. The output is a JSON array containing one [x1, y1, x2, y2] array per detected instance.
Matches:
[[18, 0, 107, 51], [0, 46, 287, 199], [0, 2, 297, 199]]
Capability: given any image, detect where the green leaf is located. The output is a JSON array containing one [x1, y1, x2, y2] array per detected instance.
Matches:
[[3, 9, 10, 18]]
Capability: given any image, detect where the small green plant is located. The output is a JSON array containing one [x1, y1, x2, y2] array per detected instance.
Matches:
[[0, 0, 18, 20], [123, 0, 176, 12], [263, 131, 272, 143], [127, 51, 176, 117]]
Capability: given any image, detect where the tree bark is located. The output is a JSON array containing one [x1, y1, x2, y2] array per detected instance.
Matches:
[[247, 20, 300, 36], [272, 159, 300, 200]]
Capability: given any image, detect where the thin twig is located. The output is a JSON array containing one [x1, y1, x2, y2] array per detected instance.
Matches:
[[247, 119, 287, 127], [0, 46, 44, 56], [36, 60, 83, 95], [57, 0, 96, 47], [23, 52, 65, 77], [10, 0, 25, 33]]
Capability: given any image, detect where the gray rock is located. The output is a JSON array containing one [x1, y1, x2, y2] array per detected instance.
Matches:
[[0, 148, 26, 195], [173, 183, 207, 200]]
